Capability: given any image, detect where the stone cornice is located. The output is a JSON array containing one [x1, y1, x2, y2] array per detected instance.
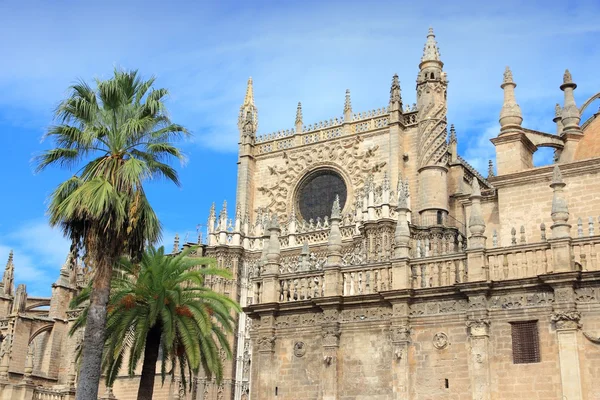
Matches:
[[489, 157, 600, 188]]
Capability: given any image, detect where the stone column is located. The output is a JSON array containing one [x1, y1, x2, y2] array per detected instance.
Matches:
[[321, 309, 340, 400], [389, 301, 410, 399], [324, 197, 343, 297], [262, 216, 281, 303], [466, 319, 491, 400], [253, 314, 276, 400], [392, 183, 411, 289], [548, 165, 573, 272], [551, 310, 583, 400]]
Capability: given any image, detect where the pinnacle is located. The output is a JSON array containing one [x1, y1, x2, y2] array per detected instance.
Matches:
[[563, 69, 572, 84], [421, 27, 441, 63], [295, 102, 303, 125], [243, 77, 254, 106], [554, 103, 562, 118], [503, 66, 514, 84], [344, 89, 352, 113], [552, 164, 563, 185], [449, 124, 457, 142], [331, 195, 341, 219]]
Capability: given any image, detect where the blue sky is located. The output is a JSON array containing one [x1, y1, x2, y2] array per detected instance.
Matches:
[[0, 0, 599, 296]]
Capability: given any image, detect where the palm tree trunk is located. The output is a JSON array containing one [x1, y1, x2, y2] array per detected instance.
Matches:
[[137, 324, 162, 400], [75, 257, 112, 400]]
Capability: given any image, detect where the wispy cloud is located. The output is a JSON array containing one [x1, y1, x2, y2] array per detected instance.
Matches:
[[0, 220, 70, 297]]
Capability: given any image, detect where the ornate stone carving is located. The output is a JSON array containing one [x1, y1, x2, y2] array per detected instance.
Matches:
[[321, 309, 339, 323], [432, 332, 449, 349], [256, 335, 276, 352], [489, 292, 553, 309], [468, 295, 487, 310], [551, 310, 581, 330], [293, 341, 306, 357], [322, 325, 341, 347], [409, 299, 468, 316], [466, 319, 491, 337], [553, 287, 575, 304], [256, 135, 385, 217], [390, 325, 411, 343], [575, 287, 598, 303], [341, 307, 392, 323]]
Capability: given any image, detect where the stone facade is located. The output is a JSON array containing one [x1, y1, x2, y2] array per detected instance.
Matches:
[[1, 27, 600, 400]]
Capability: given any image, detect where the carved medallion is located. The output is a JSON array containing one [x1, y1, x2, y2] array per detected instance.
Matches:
[[293, 341, 306, 357], [432, 332, 449, 349]]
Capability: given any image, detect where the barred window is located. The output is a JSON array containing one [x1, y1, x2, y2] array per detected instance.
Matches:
[[510, 321, 540, 364]]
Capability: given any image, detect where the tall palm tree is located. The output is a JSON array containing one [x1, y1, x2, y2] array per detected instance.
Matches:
[[36, 69, 188, 400], [70, 246, 240, 400]]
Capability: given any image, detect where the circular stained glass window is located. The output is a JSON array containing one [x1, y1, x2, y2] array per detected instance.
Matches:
[[297, 170, 347, 222]]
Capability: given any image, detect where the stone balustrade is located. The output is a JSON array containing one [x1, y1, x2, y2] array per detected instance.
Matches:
[[33, 388, 69, 400], [253, 108, 419, 155], [410, 254, 467, 289], [342, 264, 392, 295], [248, 234, 600, 304], [278, 271, 325, 302]]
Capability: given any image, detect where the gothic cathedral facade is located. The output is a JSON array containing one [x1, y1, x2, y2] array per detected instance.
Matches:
[[1, 28, 600, 400]]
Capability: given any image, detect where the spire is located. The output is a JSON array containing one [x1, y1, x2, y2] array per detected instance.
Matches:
[[550, 165, 570, 238], [560, 69, 582, 136], [487, 160, 495, 178], [449, 124, 457, 143], [343, 89, 352, 122], [243, 77, 254, 106], [295, 102, 303, 132], [499, 66, 523, 134], [331, 195, 341, 220], [238, 77, 258, 137], [420, 27, 442, 64], [1, 250, 14, 296], [389, 74, 402, 111]]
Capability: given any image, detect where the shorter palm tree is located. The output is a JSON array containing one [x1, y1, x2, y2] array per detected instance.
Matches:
[[70, 246, 240, 400]]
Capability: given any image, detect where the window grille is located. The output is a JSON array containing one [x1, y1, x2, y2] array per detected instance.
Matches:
[[510, 320, 540, 364]]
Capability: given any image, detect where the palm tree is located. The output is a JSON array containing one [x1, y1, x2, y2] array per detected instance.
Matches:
[[36, 69, 188, 400], [70, 246, 240, 400]]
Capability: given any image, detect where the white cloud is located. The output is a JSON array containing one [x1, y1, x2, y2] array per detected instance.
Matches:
[[0, 220, 70, 297]]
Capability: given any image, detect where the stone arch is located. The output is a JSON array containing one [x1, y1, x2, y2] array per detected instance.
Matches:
[[28, 324, 53, 344], [580, 92, 600, 117]]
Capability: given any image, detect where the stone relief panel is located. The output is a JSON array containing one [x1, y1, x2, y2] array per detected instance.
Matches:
[[575, 286, 600, 303], [409, 299, 468, 316], [340, 307, 392, 323], [432, 332, 449, 349], [489, 292, 554, 309], [256, 135, 387, 218]]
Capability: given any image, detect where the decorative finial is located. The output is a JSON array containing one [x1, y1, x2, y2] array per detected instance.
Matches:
[[331, 195, 341, 219], [488, 160, 495, 178], [382, 172, 390, 192], [554, 103, 562, 118], [503, 66, 514, 84], [344, 89, 352, 113], [563, 69, 572, 85], [295, 102, 303, 126], [552, 164, 563, 185], [449, 124, 457, 142], [421, 27, 441, 63]]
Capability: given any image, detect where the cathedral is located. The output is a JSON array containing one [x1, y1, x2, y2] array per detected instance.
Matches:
[[1, 28, 600, 400]]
